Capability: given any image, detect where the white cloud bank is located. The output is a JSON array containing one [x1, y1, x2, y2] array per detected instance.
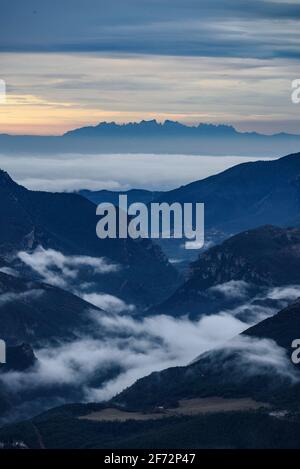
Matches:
[[0, 310, 248, 401], [82, 293, 135, 314], [2, 248, 300, 421], [17, 246, 135, 314], [18, 247, 119, 288], [0, 153, 275, 192], [2, 303, 298, 410]]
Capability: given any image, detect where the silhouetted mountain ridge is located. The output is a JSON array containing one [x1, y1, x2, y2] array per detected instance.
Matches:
[[2, 121, 300, 155], [64, 120, 240, 137]]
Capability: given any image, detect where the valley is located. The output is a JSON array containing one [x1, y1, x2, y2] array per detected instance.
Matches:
[[1, 152, 300, 448]]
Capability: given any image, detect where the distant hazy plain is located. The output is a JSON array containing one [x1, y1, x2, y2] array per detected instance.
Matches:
[[0, 153, 276, 192]]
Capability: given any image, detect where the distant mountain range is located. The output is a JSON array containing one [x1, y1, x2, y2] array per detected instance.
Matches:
[[65, 120, 241, 138], [1, 120, 300, 155]]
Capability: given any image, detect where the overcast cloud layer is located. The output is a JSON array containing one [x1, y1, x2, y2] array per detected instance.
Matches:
[[1, 1, 300, 59], [0, 1, 300, 134]]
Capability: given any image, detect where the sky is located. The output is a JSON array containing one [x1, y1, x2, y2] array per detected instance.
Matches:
[[0, 0, 300, 135]]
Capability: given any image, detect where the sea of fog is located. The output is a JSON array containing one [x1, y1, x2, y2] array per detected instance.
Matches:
[[0, 153, 276, 192]]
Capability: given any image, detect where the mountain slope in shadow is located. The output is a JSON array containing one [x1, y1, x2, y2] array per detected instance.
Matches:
[[0, 270, 104, 346], [0, 170, 180, 308], [151, 225, 300, 317], [152, 152, 300, 234], [2, 297, 300, 448], [114, 298, 300, 411]]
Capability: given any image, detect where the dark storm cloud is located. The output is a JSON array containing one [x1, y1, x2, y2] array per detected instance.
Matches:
[[0, 0, 300, 59]]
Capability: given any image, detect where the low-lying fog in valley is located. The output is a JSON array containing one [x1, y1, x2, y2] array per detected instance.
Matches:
[[0, 246, 298, 422], [0, 153, 275, 192]]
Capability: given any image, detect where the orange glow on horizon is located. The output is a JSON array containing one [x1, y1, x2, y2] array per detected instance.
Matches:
[[0, 93, 238, 136]]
